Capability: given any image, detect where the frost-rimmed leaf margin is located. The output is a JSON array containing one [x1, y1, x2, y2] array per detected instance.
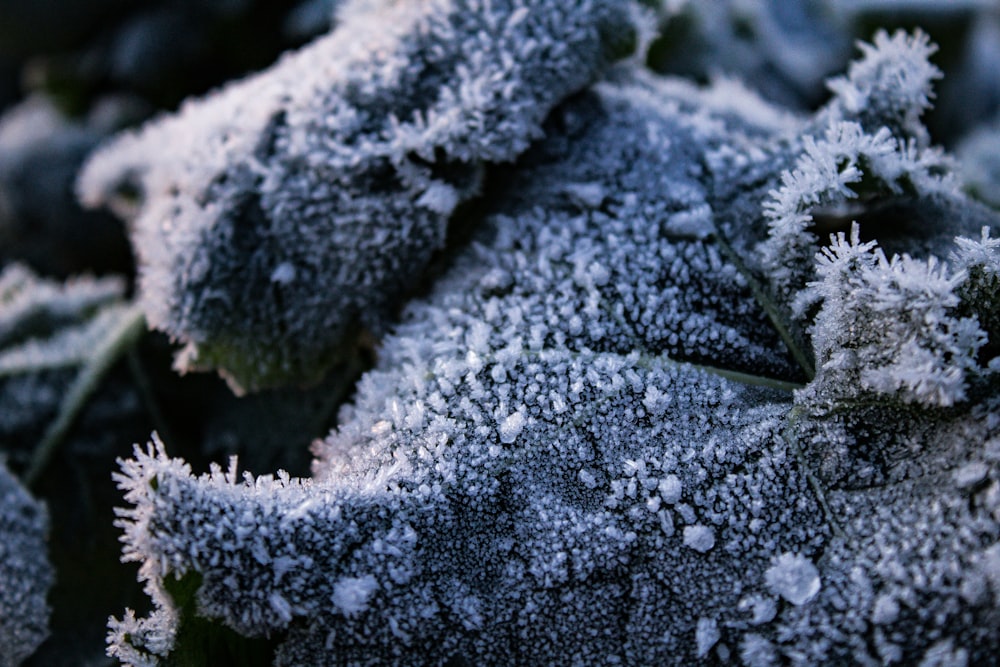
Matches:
[[78, 0, 650, 394]]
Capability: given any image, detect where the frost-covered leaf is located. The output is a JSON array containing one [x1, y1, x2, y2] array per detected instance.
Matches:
[[749, 29, 977, 304], [0, 302, 135, 376], [0, 263, 124, 349], [0, 263, 128, 438], [110, 76, 824, 665], [108, 23, 1000, 667], [824, 29, 942, 141], [0, 459, 52, 667], [79, 0, 645, 393], [759, 119, 956, 298], [0, 263, 145, 489]]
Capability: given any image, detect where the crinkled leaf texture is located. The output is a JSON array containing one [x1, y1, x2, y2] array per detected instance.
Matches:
[[0, 461, 52, 667], [78, 0, 643, 394], [110, 27, 1000, 667]]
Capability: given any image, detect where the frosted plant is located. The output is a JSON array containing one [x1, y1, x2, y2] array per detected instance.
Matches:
[[0, 262, 124, 345], [824, 29, 942, 142], [109, 60, 1000, 665], [108, 77, 823, 665], [754, 29, 964, 302], [759, 120, 955, 298], [794, 223, 988, 407], [951, 227, 1000, 366], [0, 460, 52, 667], [0, 264, 144, 485], [78, 0, 644, 393]]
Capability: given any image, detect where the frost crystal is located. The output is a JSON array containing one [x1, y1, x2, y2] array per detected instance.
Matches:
[[825, 29, 942, 140], [683, 525, 715, 553], [330, 576, 378, 617], [0, 461, 52, 667], [695, 616, 720, 658], [764, 552, 820, 606], [78, 0, 642, 393], [800, 223, 988, 407]]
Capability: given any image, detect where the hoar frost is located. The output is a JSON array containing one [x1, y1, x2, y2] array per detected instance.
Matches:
[[78, 0, 643, 393], [109, 76, 831, 665], [105, 14, 1000, 667], [764, 552, 821, 606]]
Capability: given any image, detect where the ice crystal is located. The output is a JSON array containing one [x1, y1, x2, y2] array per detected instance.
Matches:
[[764, 552, 820, 606], [799, 223, 989, 407], [825, 29, 942, 141]]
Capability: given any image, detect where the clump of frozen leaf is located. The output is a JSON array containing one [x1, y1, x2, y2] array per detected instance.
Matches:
[[951, 227, 1000, 364], [759, 119, 956, 298], [108, 28, 1000, 667], [0, 460, 53, 667], [0, 263, 124, 349], [79, 0, 643, 393], [756, 30, 963, 302], [111, 66, 1000, 664], [773, 396, 1000, 665], [823, 29, 942, 141], [778, 37, 1000, 407], [795, 223, 989, 408]]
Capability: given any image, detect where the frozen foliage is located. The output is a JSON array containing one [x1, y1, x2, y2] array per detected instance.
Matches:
[[0, 264, 131, 441], [0, 263, 124, 348], [742, 27, 1000, 409], [649, 0, 1000, 138], [774, 401, 1000, 665], [760, 120, 955, 296], [0, 461, 52, 666], [79, 0, 643, 393], [824, 29, 942, 142], [106, 22, 1000, 667], [757, 30, 958, 299], [110, 80, 830, 665], [110, 46, 1000, 662], [798, 223, 989, 407]]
